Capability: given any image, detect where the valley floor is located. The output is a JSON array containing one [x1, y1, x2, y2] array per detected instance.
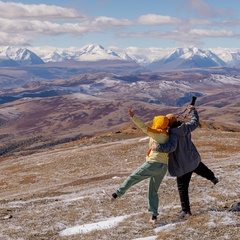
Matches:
[[0, 129, 239, 240]]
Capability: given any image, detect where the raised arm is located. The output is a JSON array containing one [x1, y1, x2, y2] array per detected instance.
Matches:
[[185, 106, 199, 132], [128, 109, 149, 135]]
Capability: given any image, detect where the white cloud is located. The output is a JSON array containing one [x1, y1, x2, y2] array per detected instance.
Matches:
[[0, 0, 134, 46], [190, 29, 236, 38], [0, 1, 83, 20], [0, 32, 34, 46], [0, 0, 239, 48], [188, 19, 212, 25], [90, 16, 132, 27], [117, 29, 201, 47], [219, 19, 240, 27], [138, 14, 182, 25], [0, 18, 72, 35]]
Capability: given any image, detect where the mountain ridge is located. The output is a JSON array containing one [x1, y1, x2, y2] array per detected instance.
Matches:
[[1, 44, 240, 70]]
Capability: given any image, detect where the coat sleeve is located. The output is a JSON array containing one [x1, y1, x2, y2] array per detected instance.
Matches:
[[131, 115, 148, 134], [185, 109, 199, 133], [169, 109, 199, 136], [156, 133, 178, 153]]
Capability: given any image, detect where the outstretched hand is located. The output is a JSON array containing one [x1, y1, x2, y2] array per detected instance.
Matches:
[[128, 109, 134, 117]]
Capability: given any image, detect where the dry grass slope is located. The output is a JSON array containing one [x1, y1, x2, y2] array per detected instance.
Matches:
[[0, 127, 239, 239]]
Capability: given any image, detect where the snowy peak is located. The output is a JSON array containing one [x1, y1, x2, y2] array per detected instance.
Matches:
[[210, 48, 240, 67], [147, 47, 228, 70], [41, 44, 122, 63], [0, 45, 240, 69], [80, 44, 105, 53], [182, 48, 226, 66], [14, 48, 44, 65], [0, 46, 44, 66], [43, 52, 64, 63], [76, 44, 121, 61]]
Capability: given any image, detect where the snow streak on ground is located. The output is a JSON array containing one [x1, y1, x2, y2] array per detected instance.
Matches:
[[59, 215, 130, 236]]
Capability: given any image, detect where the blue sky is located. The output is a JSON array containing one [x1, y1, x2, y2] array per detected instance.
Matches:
[[0, 0, 239, 49]]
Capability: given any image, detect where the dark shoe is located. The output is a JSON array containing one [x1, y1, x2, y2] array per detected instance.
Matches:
[[111, 193, 118, 201], [102, 190, 118, 201], [211, 177, 219, 185], [149, 215, 157, 224], [179, 210, 192, 218]]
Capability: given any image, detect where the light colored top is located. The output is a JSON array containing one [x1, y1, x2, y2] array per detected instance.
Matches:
[[131, 115, 169, 164]]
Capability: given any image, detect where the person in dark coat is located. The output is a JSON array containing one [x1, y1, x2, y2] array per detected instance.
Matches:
[[152, 105, 218, 217]]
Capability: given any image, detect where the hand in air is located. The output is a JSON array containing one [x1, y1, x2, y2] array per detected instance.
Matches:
[[187, 105, 195, 112]]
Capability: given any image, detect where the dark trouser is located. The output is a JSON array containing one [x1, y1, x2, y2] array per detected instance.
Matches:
[[176, 162, 215, 212]]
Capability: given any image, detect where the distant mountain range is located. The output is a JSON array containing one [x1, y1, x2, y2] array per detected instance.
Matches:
[[0, 44, 240, 98], [0, 45, 239, 150], [0, 44, 240, 70]]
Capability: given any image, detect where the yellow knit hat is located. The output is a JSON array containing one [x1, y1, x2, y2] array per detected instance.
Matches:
[[151, 116, 169, 130]]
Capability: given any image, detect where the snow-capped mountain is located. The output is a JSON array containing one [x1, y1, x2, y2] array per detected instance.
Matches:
[[43, 52, 64, 63], [48, 45, 239, 69], [0, 46, 44, 66], [41, 44, 122, 63], [76, 44, 120, 61], [0, 44, 240, 69], [210, 48, 240, 67], [146, 47, 227, 70]]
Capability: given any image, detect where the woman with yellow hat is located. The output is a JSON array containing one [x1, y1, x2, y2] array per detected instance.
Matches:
[[107, 109, 170, 224]]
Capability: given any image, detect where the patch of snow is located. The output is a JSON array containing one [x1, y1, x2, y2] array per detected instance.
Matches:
[[154, 220, 186, 233], [210, 212, 237, 226], [59, 215, 130, 236], [206, 74, 240, 86], [96, 77, 123, 86], [112, 176, 121, 179], [132, 236, 157, 240]]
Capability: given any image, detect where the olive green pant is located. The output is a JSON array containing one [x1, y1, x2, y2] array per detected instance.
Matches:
[[116, 161, 167, 216]]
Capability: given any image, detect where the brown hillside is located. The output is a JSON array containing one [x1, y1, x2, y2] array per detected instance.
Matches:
[[0, 93, 239, 157]]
